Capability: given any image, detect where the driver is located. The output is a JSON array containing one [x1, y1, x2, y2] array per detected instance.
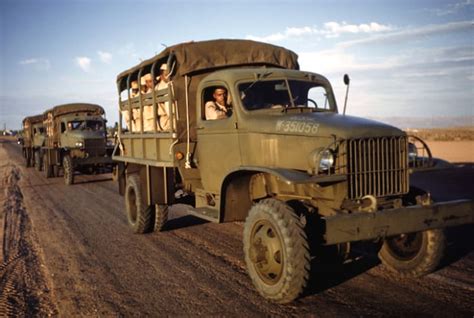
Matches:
[[205, 87, 231, 120]]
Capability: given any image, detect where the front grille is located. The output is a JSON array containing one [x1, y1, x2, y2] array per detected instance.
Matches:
[[339, 136, 409, 199], [84, 139, 106, 156]]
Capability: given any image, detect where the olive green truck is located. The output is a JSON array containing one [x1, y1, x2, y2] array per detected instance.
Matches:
[[113, 40, 473, 303], [21, 114, 45, 169], [40, 103, 114, 185]]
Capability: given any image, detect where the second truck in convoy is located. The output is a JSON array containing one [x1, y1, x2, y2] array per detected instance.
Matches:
[[39, 103, 114, 184], [113, 39, 473, 303]]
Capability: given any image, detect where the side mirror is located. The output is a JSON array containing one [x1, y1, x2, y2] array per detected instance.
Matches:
[[342, 74, 351, 115], [343, 74, 350, 85]]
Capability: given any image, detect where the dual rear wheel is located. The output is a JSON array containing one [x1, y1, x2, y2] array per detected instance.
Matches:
[[125, 174, 168, 234]]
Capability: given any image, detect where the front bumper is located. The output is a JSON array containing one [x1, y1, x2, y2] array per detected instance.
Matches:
[[73, 155, 115, 166], [323, 199, 474, 245]]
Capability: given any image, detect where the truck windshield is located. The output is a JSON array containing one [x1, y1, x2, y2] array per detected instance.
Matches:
[[68, 120, 104, 131], [239, 80, 332, 112]]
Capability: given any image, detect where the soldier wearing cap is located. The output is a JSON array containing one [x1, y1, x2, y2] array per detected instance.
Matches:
[[155, 63, 169, 91], [130, 81, 139, 98], [205, 87, 231, 120], [141, 74, 154, 94]]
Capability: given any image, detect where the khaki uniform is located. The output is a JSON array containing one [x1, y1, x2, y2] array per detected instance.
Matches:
[[205, 101, 229, 120], [121, 110, 130, 130], [156, 80, 171, 131], [130, 90, 140, 98]]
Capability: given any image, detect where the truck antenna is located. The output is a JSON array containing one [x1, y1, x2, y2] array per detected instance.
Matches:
[[343, 74, 350, 115]]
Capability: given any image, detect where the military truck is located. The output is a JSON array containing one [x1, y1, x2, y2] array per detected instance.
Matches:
[[41, 103, 114, 185], [21, 114, 45, 169], [113, 40, 473, 303]]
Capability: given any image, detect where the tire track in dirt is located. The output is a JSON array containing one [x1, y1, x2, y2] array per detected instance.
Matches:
[[0, 162, 57, 316]]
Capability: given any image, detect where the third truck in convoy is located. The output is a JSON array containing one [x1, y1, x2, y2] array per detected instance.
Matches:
[[21, 114, 45, 169]]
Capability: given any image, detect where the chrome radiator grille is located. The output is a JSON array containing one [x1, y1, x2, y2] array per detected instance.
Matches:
[[339, 136, 409, 199]]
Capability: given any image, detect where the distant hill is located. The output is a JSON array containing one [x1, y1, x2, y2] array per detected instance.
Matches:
[[367, 116, 473, 129]]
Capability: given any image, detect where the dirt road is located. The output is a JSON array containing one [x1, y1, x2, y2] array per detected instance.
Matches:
[[1, 138, 473, 316]]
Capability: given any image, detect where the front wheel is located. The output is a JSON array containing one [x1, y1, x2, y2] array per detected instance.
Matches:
[[378, 229, 446, 277], [43, 154, 53, 178], [63, 155, 74, 185], [243, 199, 310, 303]]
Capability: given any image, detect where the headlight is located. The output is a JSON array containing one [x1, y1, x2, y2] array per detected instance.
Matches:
[[319, 149, 334, 172], [75, 141, 83, 147], [106, 140, 114, 146], [408, 142, 418, 160]]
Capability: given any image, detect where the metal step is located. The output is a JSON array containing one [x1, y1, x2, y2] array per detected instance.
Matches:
[[187, 207, 219, 223]]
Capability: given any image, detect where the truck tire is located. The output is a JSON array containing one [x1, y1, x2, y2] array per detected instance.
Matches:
[[34, 150, 42, 171], [43, 161, 52, 178], [43, 155, 53, 178], [63, 155, 74, 185], [243, 199, 310, 303], [125, 174, 154, 234], [378, 229, 446, 277], [25, 149, 31, 167], [154, 204, 168, 232]]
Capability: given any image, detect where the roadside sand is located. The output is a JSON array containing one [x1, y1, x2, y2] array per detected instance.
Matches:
[[427, 141, 474, 163]]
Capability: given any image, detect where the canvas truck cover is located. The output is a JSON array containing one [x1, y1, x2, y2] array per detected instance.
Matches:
[[22, 114, 43, 146], [23, 114, 44, 126], [116, 39, 299, 142], [44, 103, 104, 118], [43, 103, 105, 144], [117, 39, 299, 86]]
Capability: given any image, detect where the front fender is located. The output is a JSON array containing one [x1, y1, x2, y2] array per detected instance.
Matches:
[[225, 166, 346, 185]]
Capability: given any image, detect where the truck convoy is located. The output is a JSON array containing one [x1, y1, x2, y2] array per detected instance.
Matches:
[[112, 39, 473, 303], [21, 103, 114, 185], [18, 39, 472, 304]]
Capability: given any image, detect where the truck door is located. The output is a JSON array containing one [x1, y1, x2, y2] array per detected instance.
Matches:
[[196, 83, 241, 193]]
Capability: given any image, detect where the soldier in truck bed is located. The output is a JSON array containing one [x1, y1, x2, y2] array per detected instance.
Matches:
[[155, 64, 171, 131]]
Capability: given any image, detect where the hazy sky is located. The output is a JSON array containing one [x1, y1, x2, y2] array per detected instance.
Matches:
[[1, 0, 473, 129]]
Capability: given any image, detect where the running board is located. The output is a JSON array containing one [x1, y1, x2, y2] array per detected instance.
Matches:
[[187, 207, 220, 223]]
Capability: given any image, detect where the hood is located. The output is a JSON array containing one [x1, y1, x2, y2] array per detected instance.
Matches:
[[65, 130, 106, 140], [245, 112, 404, 139]]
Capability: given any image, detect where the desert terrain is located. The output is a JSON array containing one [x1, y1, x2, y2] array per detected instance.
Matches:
[[407, 127, 474, 163], [0, 134, 473, 316]]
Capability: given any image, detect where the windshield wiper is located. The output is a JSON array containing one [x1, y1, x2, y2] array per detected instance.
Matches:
[[241, 71, 273, 99]]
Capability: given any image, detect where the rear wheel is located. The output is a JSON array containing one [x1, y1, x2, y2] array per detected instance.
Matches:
[[63, 155, 74, 185], [379, 229, 446, 277], [43, 154, 53, 178], [25, 149, 32, 167], [154, 204, 168, 232], [43, 158, 53, 178], [243, 199, 310, 303], [34, 150, 42, 171], [125, 174, 154, 234]]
